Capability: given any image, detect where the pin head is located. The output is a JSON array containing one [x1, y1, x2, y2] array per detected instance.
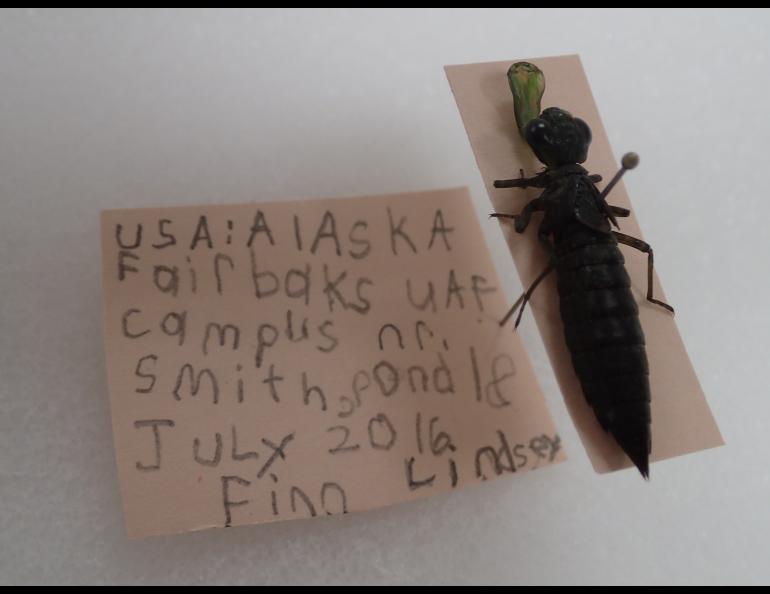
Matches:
[[621, 152, 640, 170]]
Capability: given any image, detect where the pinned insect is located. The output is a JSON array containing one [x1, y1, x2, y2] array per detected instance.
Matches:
[[491, 62, 674, 478]]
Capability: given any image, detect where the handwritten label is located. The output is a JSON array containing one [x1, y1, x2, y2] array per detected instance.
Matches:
[[101, 187, 563, 538]]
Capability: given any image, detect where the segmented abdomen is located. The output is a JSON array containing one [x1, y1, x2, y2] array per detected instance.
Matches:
[[555, 224, 651, 476]]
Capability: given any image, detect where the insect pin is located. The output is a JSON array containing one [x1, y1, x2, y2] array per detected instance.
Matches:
[[491, 62, 674, 479]]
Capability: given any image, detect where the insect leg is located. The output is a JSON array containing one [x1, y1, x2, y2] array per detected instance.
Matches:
[[493, 168, 544, 189], [490, 198, 544, 232], [499, 261, 555, 328], [514, 197, 545, 233], [609, 205, 631, 218], [613, 231, 675, 314]]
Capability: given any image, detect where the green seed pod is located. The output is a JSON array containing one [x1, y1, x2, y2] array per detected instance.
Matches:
[[507, 61, 545, 139]]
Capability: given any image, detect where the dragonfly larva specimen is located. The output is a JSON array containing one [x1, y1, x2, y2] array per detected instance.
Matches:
[[492, 62, 674, 478]]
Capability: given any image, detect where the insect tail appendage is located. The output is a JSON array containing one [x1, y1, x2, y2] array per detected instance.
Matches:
[[588, 379, 651, 480]]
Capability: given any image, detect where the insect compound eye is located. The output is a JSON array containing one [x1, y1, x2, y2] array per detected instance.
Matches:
[[569, 117, 593, 164], [574, 118, 592, 145], [525, 118, 550, 144]]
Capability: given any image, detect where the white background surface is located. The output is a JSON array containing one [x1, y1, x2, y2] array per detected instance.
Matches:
[[1, 8, 768, 585]]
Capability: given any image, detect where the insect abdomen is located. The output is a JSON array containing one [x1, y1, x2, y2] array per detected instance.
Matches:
[[555, 226, 651, 477]]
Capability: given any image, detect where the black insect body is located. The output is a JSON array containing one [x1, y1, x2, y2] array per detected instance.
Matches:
[[493, 98, 673, 478]]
